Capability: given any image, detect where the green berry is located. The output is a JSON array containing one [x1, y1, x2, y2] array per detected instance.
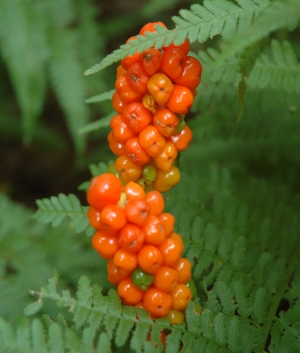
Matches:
[[142, 164, 157, 184], [131, 267, 154, 291]]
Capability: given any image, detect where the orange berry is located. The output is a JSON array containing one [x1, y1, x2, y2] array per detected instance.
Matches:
[[153, 265, 178, 292], [122, 102, 152, 133], [110, 114, 137, 145], [140, 48, 161, 76], [115, 74, 143, 103], [142, 215, 166, 245], [172, 258, 192, 284], [158, 237, 182, 267], [138, 245, 163, 274], [91, 230, 119, 259], [100, 204, 127, 234], [108, 131, 125, 156], [154, 141, 177, 172], [107, 259, 131, 285], [119, 223, 145, 253], [163, 38, 190, 55], [123, 181, 145, 200], [127, 62, 150, 95], [87, 173, 122, 211], [125, 136, 151, 166], [118, 277, 144, 305], [114, 155, 143, 183], [147, 73, 174, 106], [113, 248, 138, 272], [121, 36, 141, 70], [143, 287, 172, 317], [171, 284, 192, 311], [158, 213, 175, 237], [144, 190, 165, 215], [112, 90, 128, 113], [153, 108, 179, 137], [166, 84, 194, 114], [125, 199, 151, 227], [139, 125, 166, 158], [140, 22, 167, 35], [167, 125, 192, 152], [87, 206, 101, 230]]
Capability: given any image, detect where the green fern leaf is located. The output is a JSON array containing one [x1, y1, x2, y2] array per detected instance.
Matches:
[[73, 276, 93, 329], [33, 193, 89, 234], [49, 29, 89, 158], [85, 89, 114, 103], [31, 319, 47, 353], [165, 329, 182, 353], [215, 281, 237, 315], [115, 306, 135, 347], [248, 40, 300, 94], [214, 313, 227, 347], [85, 0, 269, 75], [78, 112, 114, 134], [215, 0, 300, 67], [23, 302, 44, 317], [233, 281, 253, 318], [48, 323, 64, 353], [0, 0, 48, 143], [0, 317, 14, 349], [130, 321, 151, 352], [251, 287, 269, 324], [15, 317, 31, 352]]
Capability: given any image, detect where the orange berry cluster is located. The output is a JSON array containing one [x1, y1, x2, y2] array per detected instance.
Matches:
[[86, 22, 201, 324], [107, 21, 202, 193], [87, 174, 193, 322]]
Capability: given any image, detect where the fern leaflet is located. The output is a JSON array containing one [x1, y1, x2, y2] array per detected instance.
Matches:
[[32, 193, 90, 234], [215, 0, 300, 66], [84, 0, 269, 75], [85, 89, 114, 103]]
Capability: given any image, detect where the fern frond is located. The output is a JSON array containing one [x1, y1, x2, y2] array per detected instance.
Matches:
[[85, 89, 114, 103], [84, 0, 269, 75], [248, 40, 300, 93], [49, 29, 89, 158], [78, 112, 114, 134], [215, 0, 300, 66], [32, 193, 90, 234], [0, 0, 48, 143]]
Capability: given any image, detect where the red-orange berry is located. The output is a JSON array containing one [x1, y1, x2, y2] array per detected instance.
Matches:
[[125, 199, 151, 227], [87, 206, 101, 230], [143, 287, 172, 317], [87, 173, 122, 211], [119, 223, 145, 252], [153, 265, 178, 292], [118, 277, 144, 305], [158, 237, 183, 267], [123, 181, 145, 200], [138, 245, 163, 274], [122, 102, 153, 133], [99, 204, 127, 234], [158, 213, 175, 237], [142, 215, 166, 245], [171, 284, 192, 311], [172, 258, 192, 284], [144, 190, 165, 215], [107, 259, 131, 285], [113, 248, 138, 272], [91, 230, 119, 259]]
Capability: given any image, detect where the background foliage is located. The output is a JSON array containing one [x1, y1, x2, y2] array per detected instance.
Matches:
[[0, 0, 300, 352]]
